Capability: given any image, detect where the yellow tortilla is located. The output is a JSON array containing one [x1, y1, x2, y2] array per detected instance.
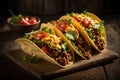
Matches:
[[53, 25, 91, 59], [87, 12, 107, 51], [60, 12, 106, 52], [15, 32, 74, 68], [51, 19, 91, 59]]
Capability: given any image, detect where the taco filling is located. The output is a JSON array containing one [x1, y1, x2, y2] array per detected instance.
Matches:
[[24, 31, 73, 66], [69, 12, 105, 50], [52, 19, 91, 59]]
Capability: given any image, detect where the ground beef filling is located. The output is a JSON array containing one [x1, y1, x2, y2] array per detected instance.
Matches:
[[92, 29, 105, 50], [74, 36, 91, 59], [36, 43, 72, 66]]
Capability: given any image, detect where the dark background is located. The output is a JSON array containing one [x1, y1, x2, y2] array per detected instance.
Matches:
[[0, 0, 120, 22]]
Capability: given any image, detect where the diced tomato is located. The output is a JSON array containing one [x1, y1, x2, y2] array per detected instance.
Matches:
[[34, 31, 47, 40], [56, 21, 68, 31], [41, 46, 49, 54], [81, 18, 91, 28], [29, 18, 37, 24], [19, 18, 30, 25], [19, 16, 38, 25]]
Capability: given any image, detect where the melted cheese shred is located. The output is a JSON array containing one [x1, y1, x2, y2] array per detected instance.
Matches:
[[41, 34, 62, 51], [72, 13, 99, 28]]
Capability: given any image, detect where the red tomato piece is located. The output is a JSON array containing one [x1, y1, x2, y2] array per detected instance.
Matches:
[[81, 18, 91, 28], [29, 18, 37, 24], [56, 21, 68, 31], [41, 46, 49, 54], [19, 18, 30, 25], [33, 31, 47, 40]]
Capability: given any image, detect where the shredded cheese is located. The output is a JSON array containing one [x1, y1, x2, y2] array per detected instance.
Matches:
[[41, 34, 62, 51]]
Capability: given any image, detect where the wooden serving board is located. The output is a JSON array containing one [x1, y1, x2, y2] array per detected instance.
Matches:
[[3, 40, 118, 80]]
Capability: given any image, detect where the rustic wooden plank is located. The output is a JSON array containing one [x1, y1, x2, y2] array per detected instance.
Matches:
[[0, 54, 40, 80], [0, 53, 107, 80], [54, 66, 106, 80], [104, 18, 120, 80], [105, 20, 120, 53], [3, 39, 118, 80], [0, 44, 107, 80]]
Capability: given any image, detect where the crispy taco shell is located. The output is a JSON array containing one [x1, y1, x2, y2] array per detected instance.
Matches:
[[51, 19, 91, 59], [60, 12, 106, 52], [53, 25, 91, 59], [15, 31, 74, 68], [87, 12, 107, 51]]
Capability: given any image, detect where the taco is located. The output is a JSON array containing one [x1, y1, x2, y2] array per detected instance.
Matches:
[[64, 11, 106, 52], [51, 18, 91, 59], [15, 30, 74, 67]]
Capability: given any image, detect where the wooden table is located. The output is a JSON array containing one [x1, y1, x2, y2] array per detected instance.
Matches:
[[0, 15, 120, 80]]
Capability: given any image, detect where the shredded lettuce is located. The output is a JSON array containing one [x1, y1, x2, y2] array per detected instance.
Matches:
[[92, 20, 104, 32], [61, 43, 67, 51], [32, 39, 43, 44], [67, 13, 73, 16], [22, 55, 39, 64], [82, 9, 87, 14], [10, 14, 23, 24], [41, 27, 52, 34], [61, 43, 71, 52], [23, 30, 35, 38], [65, 31, 78, 41], [85, 29, 95, 42], [82, 9, 89, 16], [68, 19, 72, 24], [99, 20, 104, 31]]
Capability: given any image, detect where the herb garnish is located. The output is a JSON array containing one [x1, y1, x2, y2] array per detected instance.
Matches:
[[22, 55, 39, 64]]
